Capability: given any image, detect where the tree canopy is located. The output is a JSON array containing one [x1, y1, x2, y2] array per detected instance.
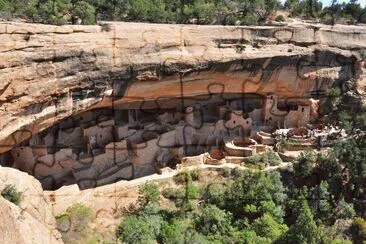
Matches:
[[1, 0, 366, 25]]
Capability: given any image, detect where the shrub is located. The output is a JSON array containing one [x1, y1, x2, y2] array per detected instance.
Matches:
[[351, 217, 366, 243], [326, 87, 342, 104], [138, 183, 160, 208], [275, 15, 285, 22], [190, 168, 201, 181], [173, 171, 191, 184], [232, 167, 244, 178], [241, 13, 259, 25], [162, 188, 178, 200], [245, 152, 281, 168], [117, 215, 155, 244], [221, 167, 232, 178], [56, 203, 95, 243], [1, 184, 21, 205], [202, 183, 226, 207]]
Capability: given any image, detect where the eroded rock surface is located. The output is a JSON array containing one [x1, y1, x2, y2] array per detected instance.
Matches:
[[0, 21, 365, 153], [0, 167, 62, 244]]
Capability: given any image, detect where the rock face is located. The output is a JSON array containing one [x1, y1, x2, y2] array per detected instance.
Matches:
[[0, 21, 365, 153], [0, 167, 62, 243]]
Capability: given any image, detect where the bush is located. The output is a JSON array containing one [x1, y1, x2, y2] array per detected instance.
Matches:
[[162, 188, 178, 200], [351, 217, 366, 243], [56, 203, 95, 243], [173, 171, 191, 184], [245, 152, 282, 168], [241, 13, 259, 25], [202, 183, 226, 207], [221, 167, 232, 178], [275, 15, 285, 22], [232, 167, 245, 178], [190, 168, 201, 181], [1, 184, 21, 205], [138, 183, 160, 208], [320, 13, 333, 25], [117, 215, 155, 244]]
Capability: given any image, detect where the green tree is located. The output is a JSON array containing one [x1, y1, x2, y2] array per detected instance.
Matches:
[[160, 220, 185, 244], [252, 213, 288, 241], [192, 0, 216, 24], [70, 0, 96, 24], [117, 215, 155, 244], [284, 0, 302, 16], [195, 204, 232, 236], [201, 183, 226, 208], [0, 0, 38, 19], [309, 181, 332, 223], [286, 197, 321, 244], [332, 198, 355, 222], [129, 0, 166, 22], [293, 151, 315, 179], [37, 0, 71, 24], [351, 217, 366, 243]]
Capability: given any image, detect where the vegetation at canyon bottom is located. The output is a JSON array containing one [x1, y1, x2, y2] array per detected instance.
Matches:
[[115, 143, 366, 244], [0, 0, 366, 25]]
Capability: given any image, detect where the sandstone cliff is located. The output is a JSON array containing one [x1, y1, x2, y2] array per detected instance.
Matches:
[[0, 21, 365, 153], [0, 167, 62, 243]]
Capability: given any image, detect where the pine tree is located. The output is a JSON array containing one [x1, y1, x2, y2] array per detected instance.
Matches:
[[286, 197, 321, 244]]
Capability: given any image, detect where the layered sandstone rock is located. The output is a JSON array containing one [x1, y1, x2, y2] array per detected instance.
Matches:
[[0, 21, 365, 153], [0, 166, 62, 243]]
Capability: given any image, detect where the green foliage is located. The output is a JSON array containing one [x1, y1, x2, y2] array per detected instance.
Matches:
[[252, 213, 288, 240], [117, 215, 156, 244], [201, 183, 226, 207], [173, 171, 191, 184], [71, 0, 96, 24], [118, 161, 365, 243], [1, 184, 21, 205], [129, 0, 167, 23], [351, 217, 366, 243], [275, 14, 285, 22], [221, 167, 232, 177], [160, 220, 185, 244], [174, 181, 199, 211], [190, 168, 201, 181], [231, 167, 244, 178], [331, 136, 366, 197], [240, 13, 259, 26], [162, 187, 178, 199], [285, 197, 321, 243], [226, 171, 286, 220], [1, 0, 366, 25], [326, 87, 342, 103], [293, 150, 315, 179], [138, 183, 160, 208], [332, 198, 355, 221], [308, 181, 332, 222], [195, 204, 232, 236], [56, 203, 95, 244], [245, 151, 282, 168]]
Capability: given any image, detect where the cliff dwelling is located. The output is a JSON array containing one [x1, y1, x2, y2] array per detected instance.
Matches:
[[0, 92, 324, 190], [0, 21, 365, 191]]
